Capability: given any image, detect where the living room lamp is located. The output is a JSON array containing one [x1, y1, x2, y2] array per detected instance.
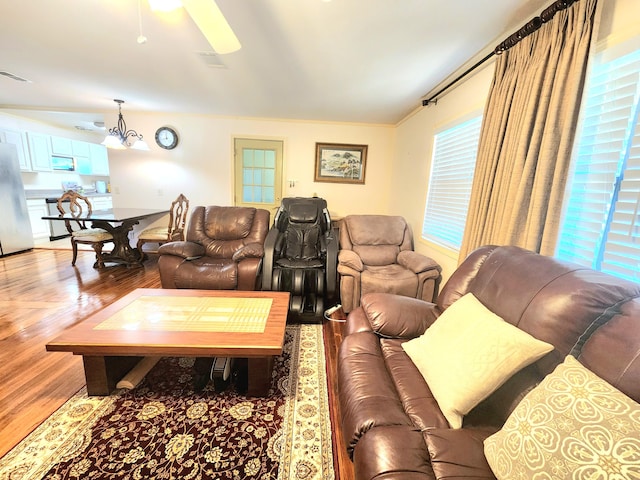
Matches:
[[101, 99, 150, 151]]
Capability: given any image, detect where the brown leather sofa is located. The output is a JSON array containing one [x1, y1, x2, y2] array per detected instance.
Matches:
[[158, 205, 269, 290], [339, 245, 640, 480]]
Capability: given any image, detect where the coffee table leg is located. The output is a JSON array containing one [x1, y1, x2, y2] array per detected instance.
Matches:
[[246, 356, 274, 396], [83, 356, 142, 396]]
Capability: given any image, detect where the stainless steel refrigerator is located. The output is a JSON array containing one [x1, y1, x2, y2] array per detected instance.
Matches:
[[0, 142, 33, 256]]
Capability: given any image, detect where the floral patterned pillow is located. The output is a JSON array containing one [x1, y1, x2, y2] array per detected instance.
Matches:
[[484, 355, 640, 479]]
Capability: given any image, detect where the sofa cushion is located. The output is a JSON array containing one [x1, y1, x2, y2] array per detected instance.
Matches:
[[577, 298, 640, 403], [204, 206, 255, 240], [484, 355, 640, 479], [380, 338, 449, 431], [344, 215, 407, 246], [353, 426, 433, 480], [338, 331, 414, 456], [362, 264, 418, 296], [402, 293, 554, 428], [353, 244, 400, 266], [424, 428, 497, 480], [172, 258, 237, 290]]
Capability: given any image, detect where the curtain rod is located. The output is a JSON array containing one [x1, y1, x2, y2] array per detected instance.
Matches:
[[422, 0, 578, 106]]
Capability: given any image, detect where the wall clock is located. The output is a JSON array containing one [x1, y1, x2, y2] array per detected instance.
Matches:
[[155, 126, 179, 150]]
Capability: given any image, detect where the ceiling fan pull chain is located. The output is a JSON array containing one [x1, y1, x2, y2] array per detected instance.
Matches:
[[137, 0, 148, 44]]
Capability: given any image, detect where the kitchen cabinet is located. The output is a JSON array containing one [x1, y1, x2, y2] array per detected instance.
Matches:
[[91, 195, 112, 211], [0, 129, 30, 171], [76, 156, 92, 175], [50, 136, 73, 156], [73, 140, 92, 174], [89, 143, 109, 176], [27, 199, 50, 240], [26, 132, 52, 171], [72, 140, 90, 158]]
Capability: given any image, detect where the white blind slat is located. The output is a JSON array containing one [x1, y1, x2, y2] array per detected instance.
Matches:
[[559, 47, 640, 282], [422, 116, 482, 250]]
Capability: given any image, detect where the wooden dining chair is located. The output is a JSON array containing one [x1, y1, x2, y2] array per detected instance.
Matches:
[[57, 190, 114, 268], [136, 193, 189, 257]]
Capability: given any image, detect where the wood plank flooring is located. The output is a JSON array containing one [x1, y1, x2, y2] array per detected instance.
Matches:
[[0, 247, 354, 480]]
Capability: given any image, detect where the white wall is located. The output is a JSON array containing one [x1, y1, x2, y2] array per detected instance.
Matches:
[[106, 113, 395, 223]]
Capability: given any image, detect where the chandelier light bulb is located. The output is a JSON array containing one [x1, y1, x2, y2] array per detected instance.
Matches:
[[102, 99, 148, 151]]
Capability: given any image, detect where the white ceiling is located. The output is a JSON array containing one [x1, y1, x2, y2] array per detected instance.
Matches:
[[0, 0, 550, 130]]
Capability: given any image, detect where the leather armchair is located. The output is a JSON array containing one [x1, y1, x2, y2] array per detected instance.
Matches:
[[158, 205, 270, 290], [338, 215, 441, 312]]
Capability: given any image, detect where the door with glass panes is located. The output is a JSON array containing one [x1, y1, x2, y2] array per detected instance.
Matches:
[[234, 138, 283, 216]]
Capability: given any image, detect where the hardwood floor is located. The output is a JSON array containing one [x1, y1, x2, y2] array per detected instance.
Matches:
[[0, 247, 354, 480]]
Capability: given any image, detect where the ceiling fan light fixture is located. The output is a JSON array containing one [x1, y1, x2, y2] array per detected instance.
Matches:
[[148, 0, 183, 12], [183, 0, 241, 54]]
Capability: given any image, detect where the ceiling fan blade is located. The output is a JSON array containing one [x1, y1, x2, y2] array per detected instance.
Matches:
[[182, 0, 241, 54]]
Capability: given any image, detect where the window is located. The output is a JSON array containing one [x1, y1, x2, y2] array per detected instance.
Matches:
[[557, 46, 640, 282], [422, 115, 482, 250]]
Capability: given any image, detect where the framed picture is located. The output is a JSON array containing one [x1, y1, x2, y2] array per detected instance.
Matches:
[[314, 142, 368, 184]]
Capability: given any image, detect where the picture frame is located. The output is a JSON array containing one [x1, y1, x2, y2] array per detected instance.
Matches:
[[314, 142, 368, 184]]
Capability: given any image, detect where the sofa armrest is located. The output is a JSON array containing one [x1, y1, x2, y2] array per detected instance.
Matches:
[[397, 250, 441, 275], [338, 249, 364, 272], [158, 241, 205, 260], [424, 428, 497, 480], [344, 306, 375, 335], [361, 293, 439, 338], [232, 242, 264, 261]]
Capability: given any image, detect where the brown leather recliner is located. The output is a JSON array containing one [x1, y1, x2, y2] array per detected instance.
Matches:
[[337, 214, 441, 312], [158, 205, 270, 290]]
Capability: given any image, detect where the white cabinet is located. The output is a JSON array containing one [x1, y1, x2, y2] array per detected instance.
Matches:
[[89, 143, 109, 176], [50, 136, 73, 156], [91, 195, 112, 211], [26, 132, 52, 171], [73, 140, 92, 175], [27, 199, 50, 240], [76, 156, 92, 175], [0, 129, 30, 171], [15, 131, 109, 175], [72, 140, 90, 158]]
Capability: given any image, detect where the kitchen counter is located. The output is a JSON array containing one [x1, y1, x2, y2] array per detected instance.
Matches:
[[25, 189, 111, 200]]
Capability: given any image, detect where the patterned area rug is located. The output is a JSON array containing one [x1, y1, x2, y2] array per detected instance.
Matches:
[[0, 324, 333, 480]]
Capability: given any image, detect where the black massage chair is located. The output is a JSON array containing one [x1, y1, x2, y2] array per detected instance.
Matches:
[[262, 197, 338, 321]]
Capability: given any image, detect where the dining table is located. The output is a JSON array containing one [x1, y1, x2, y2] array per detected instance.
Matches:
[[43, 207, 169, 267]]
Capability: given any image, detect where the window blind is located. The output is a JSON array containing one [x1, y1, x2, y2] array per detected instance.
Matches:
[[422, 116, 482, 250], [557, 49, 640, 280], [601, 107, 640, 280]]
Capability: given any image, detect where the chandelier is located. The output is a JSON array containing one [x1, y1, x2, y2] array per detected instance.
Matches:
[[101, 99, 149, 151]]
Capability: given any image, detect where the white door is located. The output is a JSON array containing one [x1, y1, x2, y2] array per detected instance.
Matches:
[[234, 138, 283, 216]]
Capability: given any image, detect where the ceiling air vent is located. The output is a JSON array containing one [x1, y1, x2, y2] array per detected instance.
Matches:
[[0, 71, 31, 82], [196, 51, 227, 69]]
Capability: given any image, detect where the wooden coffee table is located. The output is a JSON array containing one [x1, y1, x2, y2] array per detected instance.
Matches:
[[46, 288, 290, 396]]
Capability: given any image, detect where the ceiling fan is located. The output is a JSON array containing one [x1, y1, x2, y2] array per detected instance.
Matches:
[[147, 0, 241, 54]]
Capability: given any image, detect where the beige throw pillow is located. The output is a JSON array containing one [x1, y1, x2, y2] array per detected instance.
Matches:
[[484, 355, 640, 479], [402, 293, 553, 429]]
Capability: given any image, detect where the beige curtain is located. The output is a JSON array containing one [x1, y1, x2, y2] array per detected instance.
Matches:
[[459, 0, 598, 261]]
